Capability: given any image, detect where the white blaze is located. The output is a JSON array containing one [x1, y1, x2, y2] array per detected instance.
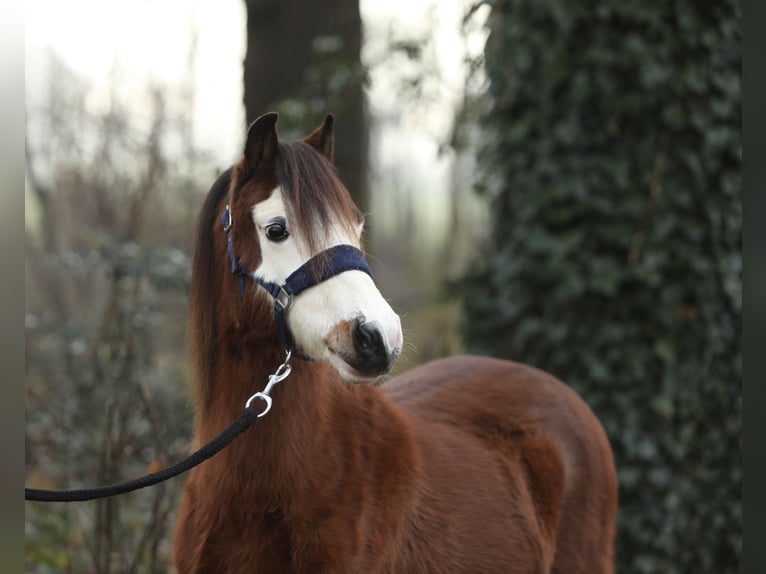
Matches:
[[251, 187, 403, 379]]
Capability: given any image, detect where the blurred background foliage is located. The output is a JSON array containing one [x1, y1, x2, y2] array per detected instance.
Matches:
[[458, 0, 741, 572], [25, 0, 740, 573], [25, 61, 203, 572]]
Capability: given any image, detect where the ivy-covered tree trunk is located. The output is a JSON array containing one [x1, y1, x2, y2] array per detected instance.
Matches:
[[460, 1, 741, 573]]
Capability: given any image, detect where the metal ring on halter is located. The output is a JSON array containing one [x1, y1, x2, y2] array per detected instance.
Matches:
[[222, 204, 233, 232], [245, 392, 273, 417], [274, 288, 292, 311]]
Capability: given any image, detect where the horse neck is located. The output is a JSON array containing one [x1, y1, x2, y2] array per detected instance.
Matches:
[[192, 310, 349, 500]]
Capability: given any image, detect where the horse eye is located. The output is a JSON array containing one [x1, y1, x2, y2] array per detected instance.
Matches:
[[265, 221, 289, 242]]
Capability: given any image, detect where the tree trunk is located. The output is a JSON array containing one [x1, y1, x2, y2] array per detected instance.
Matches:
[[243, 0, 369, 215]]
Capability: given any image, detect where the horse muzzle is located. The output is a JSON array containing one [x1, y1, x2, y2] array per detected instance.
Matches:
[[326, 316, 402, 381]]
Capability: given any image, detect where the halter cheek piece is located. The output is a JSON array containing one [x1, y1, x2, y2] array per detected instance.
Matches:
[[222, 205, 373, 360]]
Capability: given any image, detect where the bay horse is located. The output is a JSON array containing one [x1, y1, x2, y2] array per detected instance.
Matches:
[[173, 112, 618, 573]]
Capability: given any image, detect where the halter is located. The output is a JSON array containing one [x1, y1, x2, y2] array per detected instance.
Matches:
[[221, 204, 373, 360]]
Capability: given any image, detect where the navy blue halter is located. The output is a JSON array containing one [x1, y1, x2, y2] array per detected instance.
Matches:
[[221, 205, 373, 360]]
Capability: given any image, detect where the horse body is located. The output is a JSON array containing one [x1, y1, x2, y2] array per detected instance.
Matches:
[[385, 356, 617, 574], [173, 113, 617, 573]]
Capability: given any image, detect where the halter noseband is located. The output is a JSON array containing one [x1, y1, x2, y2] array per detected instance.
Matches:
[[221, 204, 373, 360]]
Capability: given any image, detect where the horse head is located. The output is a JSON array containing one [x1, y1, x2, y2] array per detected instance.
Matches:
[[225, 112, 402, 381]]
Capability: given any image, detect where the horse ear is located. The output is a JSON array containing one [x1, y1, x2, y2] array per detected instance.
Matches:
[[303, 113, 335, 162], [244, 112, 279, 172]]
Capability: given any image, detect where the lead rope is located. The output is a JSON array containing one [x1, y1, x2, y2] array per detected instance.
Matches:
[[25, 351, 293, 502]]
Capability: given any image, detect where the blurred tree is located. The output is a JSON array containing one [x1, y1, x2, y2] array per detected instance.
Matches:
[[25, 59, 203, 573], [459, 1, 741, 573], [243, 0, 369, 214]]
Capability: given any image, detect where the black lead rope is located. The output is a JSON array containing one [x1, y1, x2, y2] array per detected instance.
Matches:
[[25, 407, 261, 502]]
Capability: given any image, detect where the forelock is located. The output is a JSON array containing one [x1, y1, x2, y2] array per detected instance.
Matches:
[[274, 140, 360, 256]]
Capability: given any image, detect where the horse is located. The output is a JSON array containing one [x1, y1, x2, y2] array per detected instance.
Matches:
[[172, 112, 618, 573]]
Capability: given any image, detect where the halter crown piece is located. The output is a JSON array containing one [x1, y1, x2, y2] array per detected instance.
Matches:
[[221, 204, 374, 360]]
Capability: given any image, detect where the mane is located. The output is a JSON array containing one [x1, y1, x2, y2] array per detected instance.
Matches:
[[188, 167, 233, 408], [273, 140, 362, 259]]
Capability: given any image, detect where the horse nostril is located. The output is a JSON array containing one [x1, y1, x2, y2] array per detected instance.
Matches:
[[353, 321, 373, 351], [352, 320, 378, 354], [350, 319, 391, 375]]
